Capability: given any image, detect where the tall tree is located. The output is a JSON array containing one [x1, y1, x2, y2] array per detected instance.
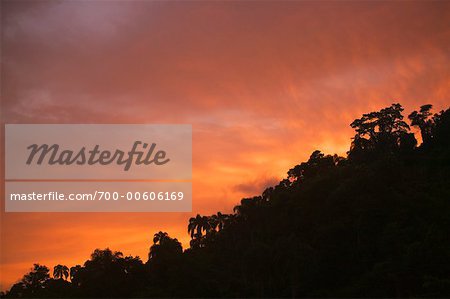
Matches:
[[349, 103, 412, 158], [408, 104, 434, 145], [188, 214, 211, 238], [53, 264, 69, 280]]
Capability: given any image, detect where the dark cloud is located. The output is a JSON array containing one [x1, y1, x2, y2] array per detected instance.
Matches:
[[233, 176, 281, 196]]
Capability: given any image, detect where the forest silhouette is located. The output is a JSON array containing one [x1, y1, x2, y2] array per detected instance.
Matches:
[[2, 103, 450, 298]]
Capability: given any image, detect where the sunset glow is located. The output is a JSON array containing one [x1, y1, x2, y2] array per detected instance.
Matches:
[[1, 0, 449, 291]]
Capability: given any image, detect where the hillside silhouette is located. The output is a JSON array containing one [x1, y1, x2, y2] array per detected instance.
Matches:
[[2, 103, 450, 298]]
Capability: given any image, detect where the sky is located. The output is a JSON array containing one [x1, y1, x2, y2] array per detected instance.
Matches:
[[1, 0, 449, 291]]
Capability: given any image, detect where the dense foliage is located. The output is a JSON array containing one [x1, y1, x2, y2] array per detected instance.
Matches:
[[2, 103, 450, 298]]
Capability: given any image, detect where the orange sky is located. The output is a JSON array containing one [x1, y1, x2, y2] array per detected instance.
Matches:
[[1, 0, 449, 291]]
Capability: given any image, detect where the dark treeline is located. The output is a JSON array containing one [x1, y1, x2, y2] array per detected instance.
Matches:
[[2, 103, 450, 298]]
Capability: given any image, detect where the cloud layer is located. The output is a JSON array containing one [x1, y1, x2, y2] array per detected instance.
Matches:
[[1, 0, 449, 290]]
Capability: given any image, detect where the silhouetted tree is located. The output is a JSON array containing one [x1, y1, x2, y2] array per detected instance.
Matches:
[[4, 103, 450, 298], [408, 104, 434, 144], [4, 264, 50, 297], [188, 214, 211, 238], [349, 103, 413, 160], [149, 231, 182, 261], [70, 265, 82, 283], [53, 264, 69, 280]]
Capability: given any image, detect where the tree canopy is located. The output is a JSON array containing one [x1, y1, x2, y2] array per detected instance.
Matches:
[[3, 103, 450, 298]]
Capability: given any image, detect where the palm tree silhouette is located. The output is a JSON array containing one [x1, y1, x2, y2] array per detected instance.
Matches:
[[187, 214, 211, 238], [152, 231, 169, 244], [149, 231, 182, 260], [69, 265, 81, 281], [53, 265, 69, 280], [213, 212, 228, 231]]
